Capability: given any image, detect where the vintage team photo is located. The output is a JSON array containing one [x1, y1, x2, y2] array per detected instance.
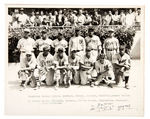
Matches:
[[7, 6, 142, 90], [5, 5, 144, 116]]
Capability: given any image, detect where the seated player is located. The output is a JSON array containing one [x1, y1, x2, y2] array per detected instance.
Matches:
[[68, 50, 81, 85], [94, 53, 115, 88], [18, 51, 38, 89], [36, 45, 54, 86], [112, 44, 131, 89], [79, 48, 95, 85], [53, 46, 70, 88]]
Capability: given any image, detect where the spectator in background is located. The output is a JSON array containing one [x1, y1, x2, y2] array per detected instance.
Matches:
[[70, 10, 78, 26], [13, 9, 20, 20], [51, 11, 57, 26], [77, 9, 86, 25], [18, 8, 29, 26], [102, 11, 108, 25], [11, 16, 20, 28], [30, 11, 36, 25], [84, 11, 92, 25], [105, 11, 112, 25], [56, 9, 64, 26], [46, 12, 53, 26], [42, 18, 48, 26], [34, 12, 42, 26], [125, 9, 135, 28], [92, 11, 102, 25], [54, 11, 58, 25], [63, 14, 71, 26], [135, 8, 141, 26], [39, 11, 46, 22], [119, 10, 126, 25], [8, 11, 13, 26], [112, 10, 120, 25], [11, 9, 20, 28]]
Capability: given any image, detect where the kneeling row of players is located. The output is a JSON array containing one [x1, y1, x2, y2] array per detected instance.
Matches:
[[18, 45, 130, 89]]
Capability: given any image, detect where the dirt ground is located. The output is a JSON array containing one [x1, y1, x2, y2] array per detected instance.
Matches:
[[5, 59, 144, 116]]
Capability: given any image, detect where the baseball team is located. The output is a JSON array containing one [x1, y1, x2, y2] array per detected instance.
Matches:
[[17, 27, 131, 90]]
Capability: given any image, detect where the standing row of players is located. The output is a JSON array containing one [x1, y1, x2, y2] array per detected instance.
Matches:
[[17, 27, 130, 89]]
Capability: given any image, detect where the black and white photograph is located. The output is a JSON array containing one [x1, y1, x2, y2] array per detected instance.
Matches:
[[5, 5, 144, 116]]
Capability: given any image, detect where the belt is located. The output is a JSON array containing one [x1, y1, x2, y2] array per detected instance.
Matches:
[[106, 49, 116, 51], [91, 49, 98, 51], [21, 51, 34, 53], [21, 51, 26, 53], [75, 49, 83, 52]]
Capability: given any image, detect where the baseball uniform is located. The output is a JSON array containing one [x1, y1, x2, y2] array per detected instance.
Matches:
[[35, 38, 53, 52], [17, 37, 36, 68], [18, 52, 37, 87], [53, 49, 69, 84], [79, 55, 95, 85], [69, 36, 86, 60], [112, 53, 131, 84], [85, 35, 102, 61], [36, 52, 54, 85], [52, 38, 68, 52], [68, 55, 80, 84], [103, 37, 119, 62], [94, 59, 115, 85]]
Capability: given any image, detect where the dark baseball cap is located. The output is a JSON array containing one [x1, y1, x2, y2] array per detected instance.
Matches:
[[41, 30, 47, 34], [57, 47, 64, 53], [88, 27, 94, 32], [75, 28, 80, 32]]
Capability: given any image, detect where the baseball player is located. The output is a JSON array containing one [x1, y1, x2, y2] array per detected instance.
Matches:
[[52, 32, 68, 55], [36, 45, 54, 86], [94, 53, 115, 88], [85, 27, 102, 61], [68, 50, 81, 84], [79, 48, 95, 85], [112, 44, 131, 89], [53, 46, 70, 88], [17, 28, 36, 68], [18, 51, 37, 89], [69, 28, 86, 61], [35, 30, 53, 56], [103, 28, 119, 62]]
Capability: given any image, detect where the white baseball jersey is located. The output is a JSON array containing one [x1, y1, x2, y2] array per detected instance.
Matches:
[[85, 35, 102, 50], [103, 37, 119, 51], [68, 56, 80, 67], [35, 38, 53, 51], [22, 55, 37, 69], [53, 53, 68, 66], [17, 37, 35, 52], [69, 36, 86, 55], [95, 59, 114, 80], [95, 59, 113, 73], [112, 53, 130, 76], [80, 55, 95, 67], [37, 52, 54, 68], [52, 39, 68, 52]]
